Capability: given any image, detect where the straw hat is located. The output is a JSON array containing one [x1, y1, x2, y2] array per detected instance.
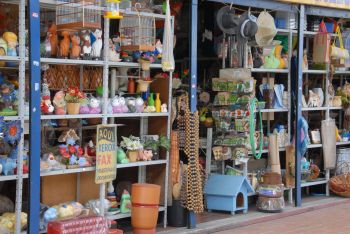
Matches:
[[255, 11, 277, 47]]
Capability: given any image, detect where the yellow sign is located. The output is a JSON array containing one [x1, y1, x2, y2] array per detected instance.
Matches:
[[95, 125, 117, 184], [278, 0, 350, 10]]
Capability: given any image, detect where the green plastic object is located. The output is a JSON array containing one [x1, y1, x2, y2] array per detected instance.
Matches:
[[117, 148, 129, 164], [96, 86, 103, 97], [120, 190, 131, 214]]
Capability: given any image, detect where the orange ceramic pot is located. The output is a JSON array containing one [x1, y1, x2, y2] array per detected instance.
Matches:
[[131, 183, 161, 234], [131, 183, 160, 205]]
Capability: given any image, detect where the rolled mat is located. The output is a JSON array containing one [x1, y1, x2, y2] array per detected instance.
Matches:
[[269, 134, 281, 174], [321, 119, 337, 169]]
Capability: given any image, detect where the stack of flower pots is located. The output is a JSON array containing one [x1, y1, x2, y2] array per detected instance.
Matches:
[[256, 172, 285, 212], [131, 183, 161, 234]]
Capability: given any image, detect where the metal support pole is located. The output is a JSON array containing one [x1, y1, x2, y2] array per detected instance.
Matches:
[[188, 0, 198, 229], [99, 17, 110, 217], [15, 0, 26, 233], [295, 4, 305, 207], [28, 0, 41, 232]]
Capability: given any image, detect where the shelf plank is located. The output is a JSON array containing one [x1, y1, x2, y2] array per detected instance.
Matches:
[[0, 56, 20, 61], [41, 114, 104, 120], [301, 179, 328, 187], [109, 61, 162, 69], [251, 68, 289, 73], [106, 112, 169, 118], [40, 57, 104, 66], [258, 108, 289, 113], [303, 70, 327, 74]]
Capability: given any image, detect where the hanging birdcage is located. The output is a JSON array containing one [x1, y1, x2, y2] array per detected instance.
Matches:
[[56, 0, 102, 31], [119, 4, 156, 51]]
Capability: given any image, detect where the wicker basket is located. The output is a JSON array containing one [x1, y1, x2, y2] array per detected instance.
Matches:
[[329, 162, 350, 197]]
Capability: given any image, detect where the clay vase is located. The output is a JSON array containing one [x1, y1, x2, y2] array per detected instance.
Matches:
[[128, 78, 135, 94], [127, 150, 138, 162], [155, 93, 161, 113], [66, 103, 81, 115], [131, 183, 161, 234]]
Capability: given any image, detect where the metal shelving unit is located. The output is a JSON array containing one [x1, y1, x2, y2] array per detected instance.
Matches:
[[0, 1, 173, 232]]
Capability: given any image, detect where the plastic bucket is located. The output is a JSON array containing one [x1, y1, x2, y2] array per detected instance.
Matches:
[[167, 199, 187, 227]]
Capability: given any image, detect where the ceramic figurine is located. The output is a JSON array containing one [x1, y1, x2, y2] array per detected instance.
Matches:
[[79, 98, 90, 114], [312, 88, 324, 107], [91, 29, 103, 59], [57, 204, 74, 219], [135, 97, 144, 113], [0, 83, 17, 115], [139, 149, 153, 161], [144, 105, 156, 113], [86, 140, 96, 157], [44, 32, 51, 58], [126, 98, 136, 113], [108, 39, 121, 62], [59, 31, 70, 58], [161, 103, 167, 113], [3, 32, 17, 57], [48, 23, 58, 57], [77, 156, 89, 167], [0, 157, 16, 175], [53, 91, 66, 115], [41, 82, 54, 115], [0, 38, 7, 56], [117, 148, 129, 164], [44, 207, 57, 223], [112, 96, 122, 113], [89, 96, 101, 114], [119, 97, 129, 113], [70, 34, 81, 59], [120, 190, 131, 214], [81, 30, 92, 59], [308, 90, 321, 107]]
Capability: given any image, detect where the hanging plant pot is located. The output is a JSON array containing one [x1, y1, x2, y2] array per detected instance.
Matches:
[[66, 103, 81, 115], [137, 80, 152, 92], [140, 60, 151, 71], [127, 150, 139, 162]]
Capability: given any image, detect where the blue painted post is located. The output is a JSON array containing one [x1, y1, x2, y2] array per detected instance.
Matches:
[[295, 4, 305, 207], [188, 0, 198, 229], [28, 0, 41, 233]]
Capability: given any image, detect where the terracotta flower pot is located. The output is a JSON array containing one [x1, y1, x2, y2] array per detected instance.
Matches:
[[127, 150, 139, 162], [66, 103, 81, 115], [131, 183, 161, 234]]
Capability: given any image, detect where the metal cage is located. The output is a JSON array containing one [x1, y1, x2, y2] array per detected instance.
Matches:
[[56, 0, 102, 31], [119, 7, 156, 51]]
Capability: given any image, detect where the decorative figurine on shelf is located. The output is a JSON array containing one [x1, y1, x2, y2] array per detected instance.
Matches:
[[117, 148, 129, 164], [0, 157, 16, 175], [119, 97, 129, 113], [0, 37, 7, 57], [84, 140, 96, 165], [59, 31, 70, 58], [41, 81, 54, 115], [43, 207, 57, 223], [154, 39, 163, 63], [48, 23, 58, 57], [135, 97, 144, 113], [88, 96, 101, 114], [111, 34, 121, 52], [120, 190, 131, 214], [108, 39, 121, 62], [91, 29, 103, 60], [308, 90, 321, 107], [53, 90, 66, 115], [58, 129, 89, 168], [161, 103, 167, 113], [3, 32, 18, 67], [126, 98, 136, 113], [70, 34, 81, 59], [43, 32, 52, 58], [138, 149, 153, 161], [81, 30, 92, 59], [111, 96, 122, 113], [79, 97, 90, 114], [0, 83, 18, 116]]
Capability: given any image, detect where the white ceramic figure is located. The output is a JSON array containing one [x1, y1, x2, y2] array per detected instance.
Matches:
[[89, 97, 101, 114], [108, 39, 121, 62], [161, 103, 168, 113], [312, 88, 324, 107], [112, 96, 122, 113], [91, 29, 103, 59], [135, 97, 144, 113], [308, 90, 321, 107], [119, 97, 129, 113]]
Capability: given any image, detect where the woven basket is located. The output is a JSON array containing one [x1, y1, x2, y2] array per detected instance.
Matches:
[[44, 65, 102, 91], [329, 162, 350, 197]]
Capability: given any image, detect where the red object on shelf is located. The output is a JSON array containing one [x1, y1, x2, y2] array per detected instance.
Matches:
[[47, 216, 109, 234]]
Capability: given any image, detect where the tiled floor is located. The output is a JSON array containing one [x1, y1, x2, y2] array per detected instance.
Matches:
[[158, 196, 350, 234]]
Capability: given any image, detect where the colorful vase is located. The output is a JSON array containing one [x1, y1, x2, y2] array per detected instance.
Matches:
[[155, 93, 161, 112], [148, 93, 155, 107]]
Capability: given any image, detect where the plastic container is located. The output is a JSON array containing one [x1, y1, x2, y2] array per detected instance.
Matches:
[[167, 200, 187, 227]]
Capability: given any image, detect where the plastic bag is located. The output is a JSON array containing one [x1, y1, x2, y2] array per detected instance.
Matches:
[[161, 0, 175, 72]]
